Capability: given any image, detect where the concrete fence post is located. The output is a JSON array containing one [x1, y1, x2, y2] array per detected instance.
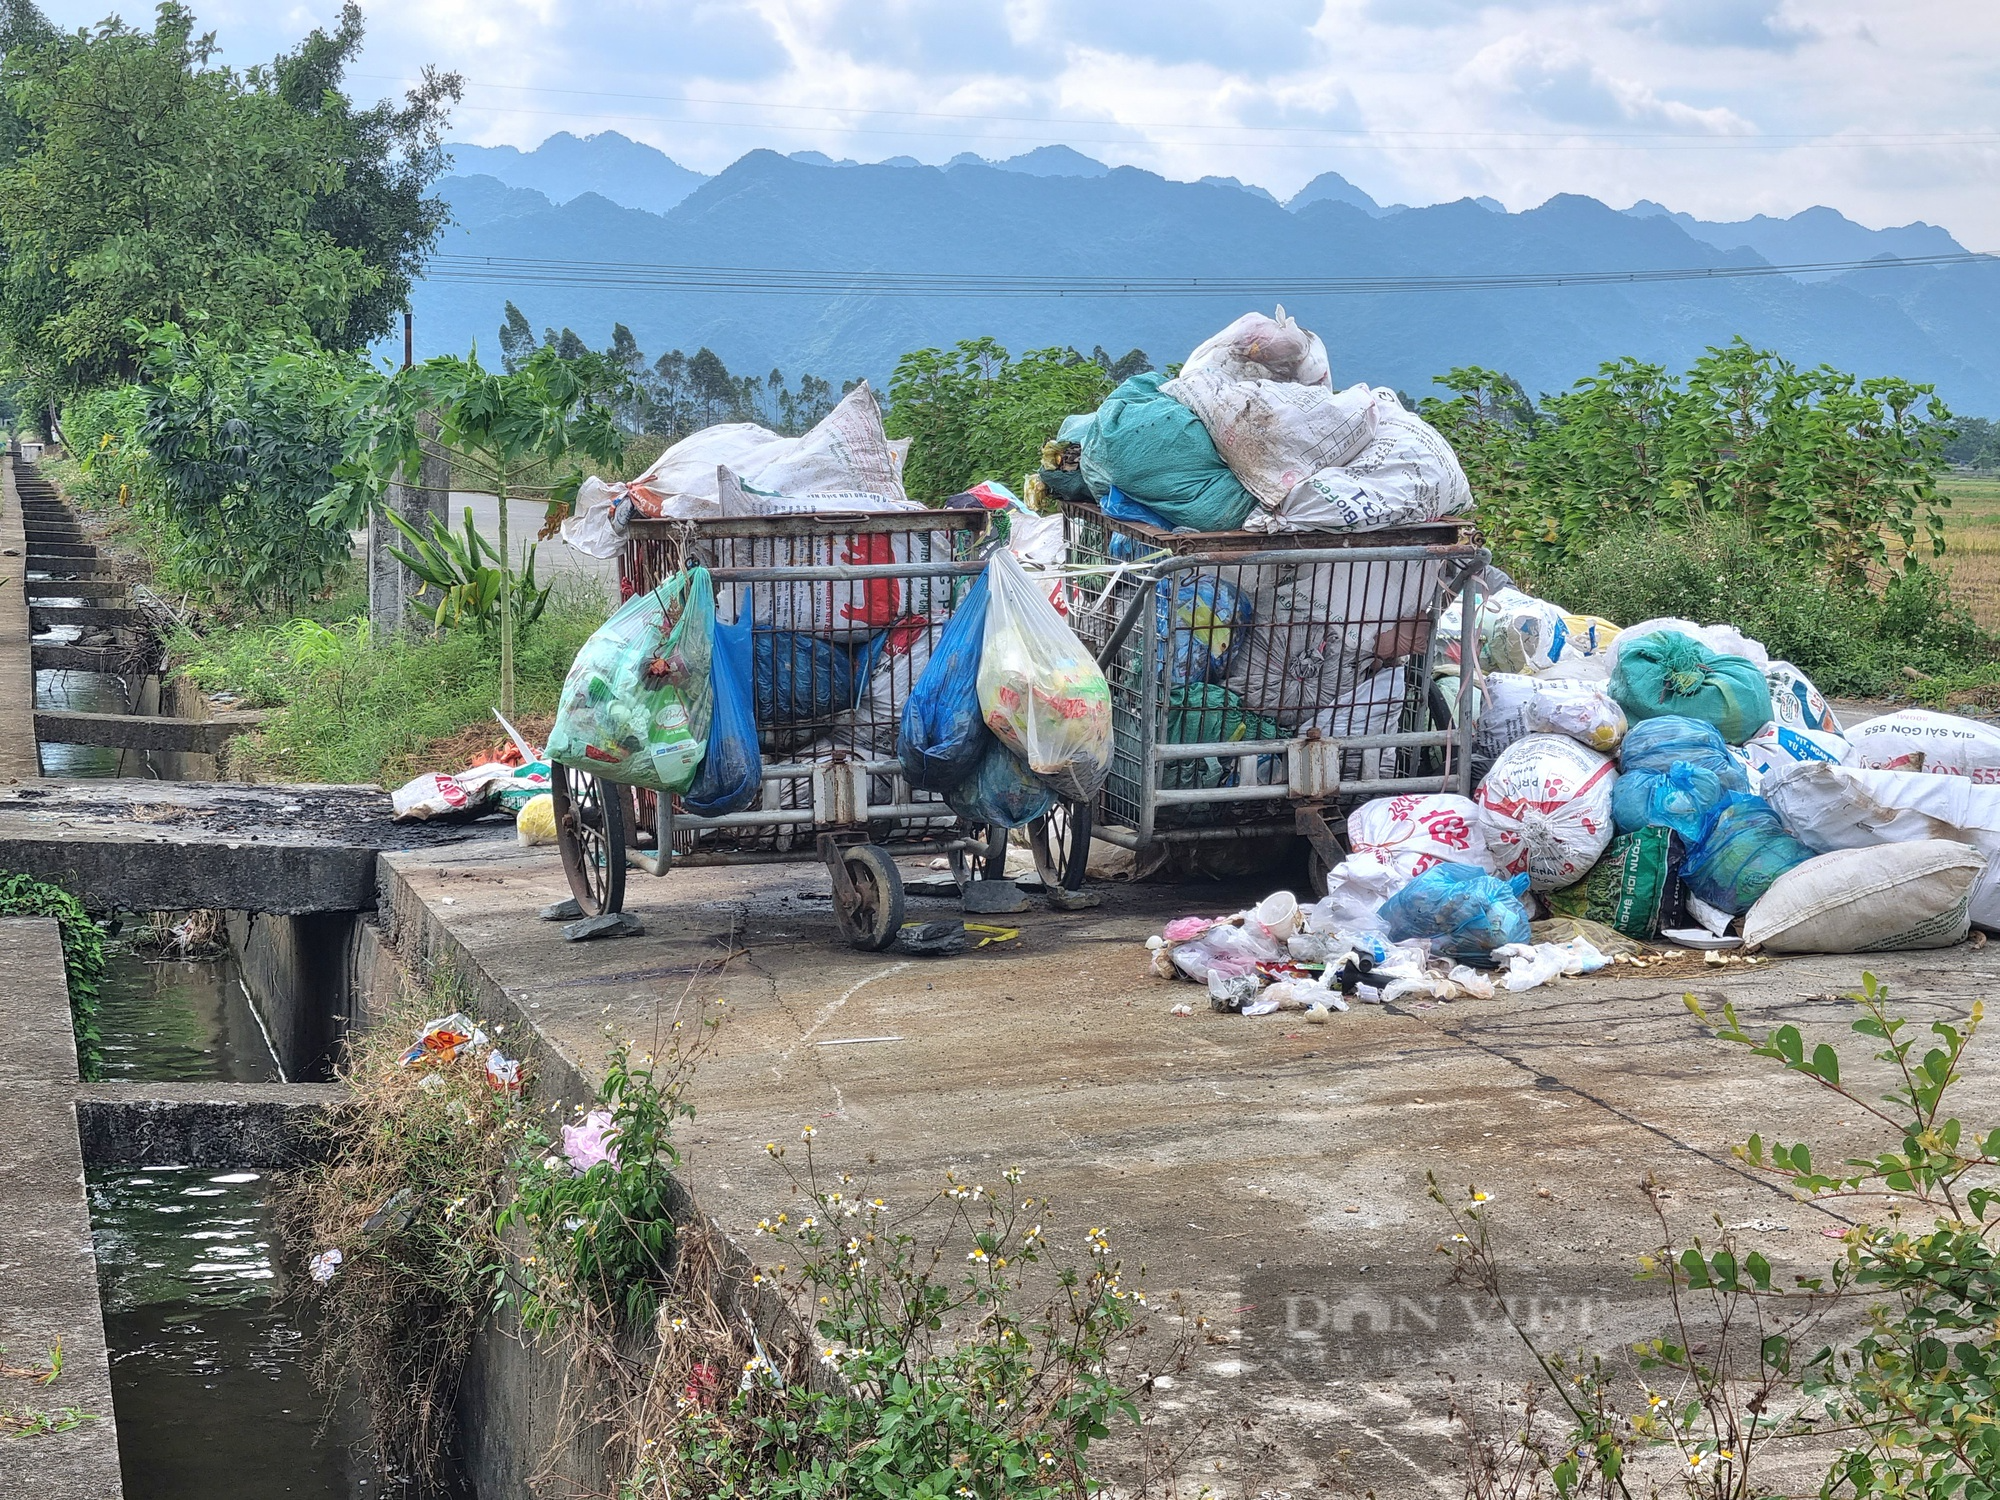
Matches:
[[366, 412, 449, 639]]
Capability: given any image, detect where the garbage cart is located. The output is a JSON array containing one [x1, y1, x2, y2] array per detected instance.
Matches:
[[551, 509, 1090, 947], [1060, 501, 1486, 891]]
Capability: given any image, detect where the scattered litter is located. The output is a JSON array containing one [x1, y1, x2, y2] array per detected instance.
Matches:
[[400, 1013, 486, 1066], [964, 923, 1020, 947], [485, 1050, 522, 1091], [308, 1248, 343, 1285], [1662, 928, 1741, 950]]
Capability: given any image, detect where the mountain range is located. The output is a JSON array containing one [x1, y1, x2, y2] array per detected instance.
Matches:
[[419, 133, 1999, 413]]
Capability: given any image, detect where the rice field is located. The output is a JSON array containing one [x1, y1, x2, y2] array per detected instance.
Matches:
[[1941, 474, 2000, 628]]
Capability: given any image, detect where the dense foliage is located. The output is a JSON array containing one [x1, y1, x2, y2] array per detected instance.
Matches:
[[886, 338, 1115, 505], [1945, 414, 2000, 470], [328, 347, 627, 711], [137, 325, 367, 610], [0, 2, 457, 412], [1427, 338, 1954, 586]]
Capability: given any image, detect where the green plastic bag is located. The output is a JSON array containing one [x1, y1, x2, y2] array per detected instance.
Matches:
[[548, 568, 715, 793], [1079, 373, 1257, 532], [1164, 684, 1285, 793], [1548, 826, 1684, 939], [1608, 630, 1772, 744]]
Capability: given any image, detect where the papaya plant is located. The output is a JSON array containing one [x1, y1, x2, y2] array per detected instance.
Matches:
[[384, 504, 551, 633]]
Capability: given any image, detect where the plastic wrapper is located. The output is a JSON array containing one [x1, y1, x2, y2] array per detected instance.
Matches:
[[1157, 573, 1251, 686], [977, 551, 1113, 802], [1609, 630, 1772, 745], [548, 567, 714, 793], [1740, 722, 1852, 783], [1378, 861, 1533, 967], [899, 572, 991, 793]]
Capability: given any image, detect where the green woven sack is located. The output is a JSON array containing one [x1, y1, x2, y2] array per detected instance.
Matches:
[[1608, 630, 1772, 744], [1547, 826, 1682, 939], [1079, 373, 1257, 532]]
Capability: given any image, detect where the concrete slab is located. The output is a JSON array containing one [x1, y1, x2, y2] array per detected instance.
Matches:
[[0, 460, 41, 780], [34, 708, 264, 754], [376, 838, 2000, 1494], [0, 778, 512, 913], [0, 919, 122, 1500], [73, 1083, 339, 1167]]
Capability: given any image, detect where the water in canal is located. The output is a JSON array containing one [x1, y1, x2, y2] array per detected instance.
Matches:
[[31, 566, 154, 778], [89, 952, 389, 1498]]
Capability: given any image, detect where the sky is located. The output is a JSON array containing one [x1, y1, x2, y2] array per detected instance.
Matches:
[[33, 0, 2000, 247]]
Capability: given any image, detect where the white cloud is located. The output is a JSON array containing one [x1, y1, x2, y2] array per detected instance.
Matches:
[[1461, 35, 1751, 133]]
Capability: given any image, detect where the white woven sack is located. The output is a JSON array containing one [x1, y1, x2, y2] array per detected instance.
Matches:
[[1845, 709, 2000, 783], [1476, 734, 1618, 891], [1742, 841, 1983, 953], [1161, 371, 1378, 507]]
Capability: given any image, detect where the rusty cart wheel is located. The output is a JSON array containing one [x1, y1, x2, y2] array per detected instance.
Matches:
[[552, 762, 627, 916], [831, 843, 904, 952], [1029, 798, 1092, 893]]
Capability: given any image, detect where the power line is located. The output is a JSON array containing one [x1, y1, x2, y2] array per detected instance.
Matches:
[[426, 249, 1998, 299]]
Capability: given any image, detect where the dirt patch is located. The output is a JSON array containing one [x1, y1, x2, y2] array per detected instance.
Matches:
[[389, 712, 557, 786]]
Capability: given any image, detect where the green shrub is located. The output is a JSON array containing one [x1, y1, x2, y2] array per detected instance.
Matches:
[[1513, 517, 2000, 696], [0, 872, 106, 1080], [167, 585, 606, 784]]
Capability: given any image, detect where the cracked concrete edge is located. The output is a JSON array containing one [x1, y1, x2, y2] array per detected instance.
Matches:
[[0, 456, 41, 780], [73, 1083, 342, 1168]]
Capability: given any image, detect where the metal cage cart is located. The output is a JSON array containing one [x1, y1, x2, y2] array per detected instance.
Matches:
[[550, 510, 1090, 949], [1061, 501, 1486, 891]]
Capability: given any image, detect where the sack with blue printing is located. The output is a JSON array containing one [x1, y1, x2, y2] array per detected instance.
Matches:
[[1764, 661, 1841, 734], [1741, 722, 1854, 784]]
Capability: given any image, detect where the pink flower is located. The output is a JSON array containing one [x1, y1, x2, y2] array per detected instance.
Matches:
[[561, 1109, 621, 1172]]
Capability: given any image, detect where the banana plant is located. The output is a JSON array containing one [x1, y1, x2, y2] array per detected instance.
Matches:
[[385, 505, 552, 633]]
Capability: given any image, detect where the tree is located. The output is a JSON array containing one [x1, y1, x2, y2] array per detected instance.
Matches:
[[0, 1, 457, 406], [886, 339, 1114, 504], [497, 302, 537, 374], [327, 349, 627, 713], [136, 323, 368, 610]]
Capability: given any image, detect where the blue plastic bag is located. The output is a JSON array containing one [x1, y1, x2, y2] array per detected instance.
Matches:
[[1680, 792, 1814, 915], [1380, 862, 1534, 967], [945, 737, 1054, 829], [899, 572, 993, 792], [684, 612, 761, 818], [1102, 485, 1176, 529], [754, 629, 863, 725], [1617, 715, 1751, 790], [1611, 762, 1731, 841], [1157, 574, 1251, 686]]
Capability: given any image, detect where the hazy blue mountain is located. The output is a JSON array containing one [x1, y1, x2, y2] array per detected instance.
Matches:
[[407, 147, 2000, 413], [437, 174, 555, 231], [1289, 170, 1389, 214], [1201, 174, 1279, 204], [444, 131, 707, 215], [1623, 200, 1964, 274]]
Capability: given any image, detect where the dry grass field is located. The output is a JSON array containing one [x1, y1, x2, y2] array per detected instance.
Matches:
[[1941, 473, 2000, 628]]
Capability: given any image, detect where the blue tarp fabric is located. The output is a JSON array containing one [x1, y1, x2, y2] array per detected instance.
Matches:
[[898, 572, 994, 793]]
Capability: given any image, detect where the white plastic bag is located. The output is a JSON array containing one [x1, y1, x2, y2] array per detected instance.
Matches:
[[1170, 921, 1285, 982], [1243, 391, 1472, 534], [1159, 371, 1377, 507], [1477, 735, 1619, 891], [1525, 680, 1627, 753], [1762, 758, 2000, 929], [1311, 851, 1400, 931], [1181, 306, 1331, 387], [1347, 794, 1492, 884], [1844, 709, 2000, 783], [977, 551, 1113, 802], [562, 383, 912, 556]]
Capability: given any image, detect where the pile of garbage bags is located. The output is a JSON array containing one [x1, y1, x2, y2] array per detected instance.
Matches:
[[1150, 584, 2000, 1015], [1062, 308, 1475, 536]]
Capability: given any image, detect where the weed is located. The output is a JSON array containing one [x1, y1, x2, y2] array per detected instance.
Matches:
[[276, 982, 523, 1490], [1, 1338, 99, 1440]]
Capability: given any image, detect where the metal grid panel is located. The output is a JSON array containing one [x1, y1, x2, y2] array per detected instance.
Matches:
[[621, 512, 988, 854], [1063, 501, 1481, 843]]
